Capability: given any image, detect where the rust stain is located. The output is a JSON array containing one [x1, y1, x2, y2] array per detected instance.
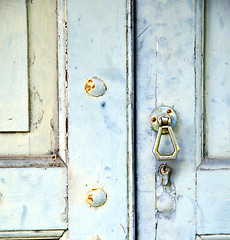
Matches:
[[86, 188, 107, 207], [65, 69, 68, 83], [151, 116, 156, 123], [50, 153, 60, 167], [167, 109, 172, 114], [85, 79, 94, 93], [66, 117, 68, 150], [159, 164, 169, 175], [86, 194, 94, 205], [65, 117, 68, 134], [85, 77, 107, 97]]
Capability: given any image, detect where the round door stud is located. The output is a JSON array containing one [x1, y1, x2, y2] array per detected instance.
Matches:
[[86, 188, 107, 207], [85, 77, 107, 97]]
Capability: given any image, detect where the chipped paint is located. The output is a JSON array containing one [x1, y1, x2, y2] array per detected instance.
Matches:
[[156, 170, 176, 215], [156, 192, 175, 214]]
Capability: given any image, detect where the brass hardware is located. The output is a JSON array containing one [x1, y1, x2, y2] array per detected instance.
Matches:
[[151, 106, 180, 161], [159, 163, 171, 186]]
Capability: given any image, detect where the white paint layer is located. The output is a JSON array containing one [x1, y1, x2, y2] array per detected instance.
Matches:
[[0, 0, 29, 132], [0, 0, 58, 155], [67, 0, 128, 238], [136, 0, 196, 239], [197, 170, 230, 234], [0, 167, 67, 230], [205, 0, 230, 159]]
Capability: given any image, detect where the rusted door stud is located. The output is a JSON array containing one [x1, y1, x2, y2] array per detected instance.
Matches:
[[86, 188, 107, 208], [85, 77, 107, 97]]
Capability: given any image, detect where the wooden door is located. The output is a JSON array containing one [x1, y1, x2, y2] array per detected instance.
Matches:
[[67, 0, 230, 239], [0, 0, 68, 239], [2, 0, 230, 239], [136, 0, 230, 239]]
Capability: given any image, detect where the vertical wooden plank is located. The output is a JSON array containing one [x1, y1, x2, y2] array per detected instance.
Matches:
[[57, 0, 68, 163], [127, 0, 135, 239], [136, 0, 197, 239], [205, 0, 230, 159], [136, 0, 157, 238], [153, 0, 196, 239], [0, 0, 29, 132], [68, 0, 128, 239]]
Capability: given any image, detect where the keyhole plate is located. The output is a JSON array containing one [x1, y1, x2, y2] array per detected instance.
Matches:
[[151, 106, 178, 134]]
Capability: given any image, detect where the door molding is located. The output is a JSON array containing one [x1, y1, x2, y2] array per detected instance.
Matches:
[[126, 0, 136, 239], [197, 235, 230, 240], [0, 230, 66, 239]]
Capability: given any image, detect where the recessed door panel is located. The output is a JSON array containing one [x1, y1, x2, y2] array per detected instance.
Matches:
[[0, 0, 29, 132], [205, 0, 230, 159]]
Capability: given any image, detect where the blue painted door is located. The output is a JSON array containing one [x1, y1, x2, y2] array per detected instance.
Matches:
[[136, 0, 230, 240], [67, 0, 230, 239], [1, 1, 229, 239]]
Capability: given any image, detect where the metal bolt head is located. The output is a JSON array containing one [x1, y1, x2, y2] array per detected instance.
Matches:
[[85, 77, 107, 97], [156, 193, 175, 214], [86, 188, 107, 207]]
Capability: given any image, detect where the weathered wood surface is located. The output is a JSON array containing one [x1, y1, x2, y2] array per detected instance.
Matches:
[[200, 235, 230, 240], [205, 0, 230, 159], [136, 0, 196, 239], [0, 230, 65, 239], [197, 170, 230, 234], [57, 0, 68, 164], [197, 0, 230, 237], [0, 0, 58, 156], [0, 0, 29, 132], [0, 167, 67, 230], [67, 0, 128, 239]]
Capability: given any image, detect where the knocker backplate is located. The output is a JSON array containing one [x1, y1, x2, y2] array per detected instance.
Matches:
[[150, 106, 178, 134]]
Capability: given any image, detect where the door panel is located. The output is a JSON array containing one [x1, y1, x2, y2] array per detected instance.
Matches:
[[197, 0, 230, 236], [0, 0, 58, 156], [204, 0, 230, 159], [0, 0, 68, 237], [0, 168, 66, 230], [197, 171, 230, 234], [0, 0, 29, 132]]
